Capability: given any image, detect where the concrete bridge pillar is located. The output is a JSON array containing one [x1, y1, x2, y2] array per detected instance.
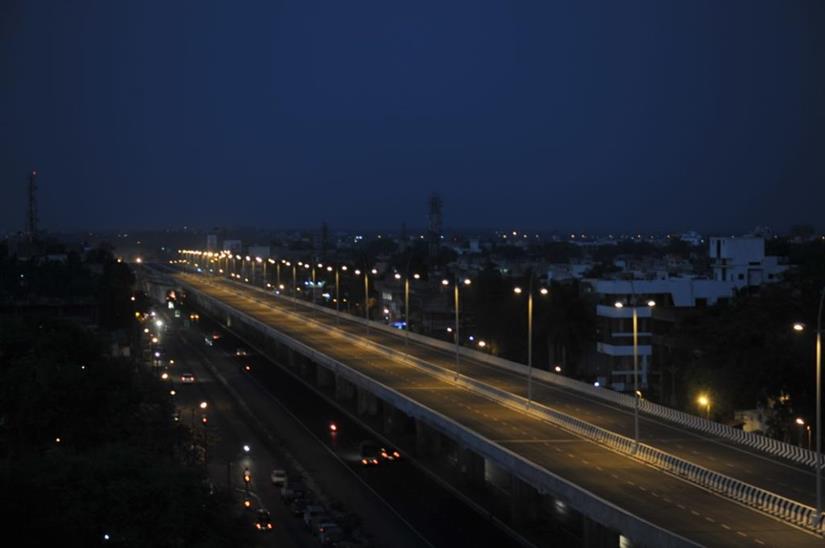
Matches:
[[582, 515, 620, 548], [334, 375, 355, 402], [415, 420, 442, 457], [316, 366, 332, 389], [458, 447, 485, 487], [510, 474, 541, 526], [356, 388, 378, 417], [286, 347, 299, 370], [381, 401, 407, 435]]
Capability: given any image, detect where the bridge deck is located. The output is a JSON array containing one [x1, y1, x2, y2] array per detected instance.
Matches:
[[176, 272, 821, 547]]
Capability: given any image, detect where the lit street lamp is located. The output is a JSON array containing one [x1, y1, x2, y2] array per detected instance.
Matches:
[[514, 278, 549, 407], [796, 417, 806, 448], [697, 394, 711, 420], [614, 291, 655, 449], [395, 272, 420, 345], [443, 276, 471, 380], [792, 287, 824, 527]]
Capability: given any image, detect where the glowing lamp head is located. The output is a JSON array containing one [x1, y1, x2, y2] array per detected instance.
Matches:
[[792, 322, 805, 332], [513, 287, 523, 294], [614, 301, 624, 309], [540, 288, 549, 295]]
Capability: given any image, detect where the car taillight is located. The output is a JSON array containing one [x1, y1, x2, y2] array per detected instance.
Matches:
[[267, 523, 272, 529]]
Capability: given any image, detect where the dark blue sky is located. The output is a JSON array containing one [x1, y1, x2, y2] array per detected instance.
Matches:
[[2, 1, 823, 233]]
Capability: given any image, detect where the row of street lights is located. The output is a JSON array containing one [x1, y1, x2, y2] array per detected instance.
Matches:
[[181, 250, 561, 408]]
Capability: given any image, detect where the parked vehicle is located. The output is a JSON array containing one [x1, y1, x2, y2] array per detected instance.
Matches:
[[180, 372, 195, 383], [303, 505, 325, 527], [309, 515, 334, 536], [270, 468, 287, 486], [290, 498, 308, 517], [319, 524, 345, 545]]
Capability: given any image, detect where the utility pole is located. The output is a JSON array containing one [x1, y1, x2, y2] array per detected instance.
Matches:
[[26, 170, 39, 242]]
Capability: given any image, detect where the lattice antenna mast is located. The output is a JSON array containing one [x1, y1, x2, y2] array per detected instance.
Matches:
[[427, 193, 443, 259], [26, 170, 39, 241]]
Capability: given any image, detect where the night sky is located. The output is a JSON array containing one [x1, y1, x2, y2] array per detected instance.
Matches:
[[2, 1, 823, 233]]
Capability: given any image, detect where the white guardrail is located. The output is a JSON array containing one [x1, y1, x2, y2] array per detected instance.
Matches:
[[181, 273, 825, 535], [248, 280, 820, 471]]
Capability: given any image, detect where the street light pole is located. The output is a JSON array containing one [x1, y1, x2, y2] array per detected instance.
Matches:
[[335, 268, 341, 322], [632, 301, 639, 448], [444, 277, 470, 381], [405, 276, 410, 346], [527, 279, 534, 406], [364, 271, 370, 334], [311, 266, 317, 304], [815, 287, 825, 526], [292, 264, 297, 296], [454, 280, 460, 380]]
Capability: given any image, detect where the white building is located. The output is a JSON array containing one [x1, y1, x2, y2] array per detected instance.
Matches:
[[206, 234, 218, 252], [248, 245, 271, 259], [708, 237, 786, 289], [585, 278, 737, 392], [222, 239, 242, 253]]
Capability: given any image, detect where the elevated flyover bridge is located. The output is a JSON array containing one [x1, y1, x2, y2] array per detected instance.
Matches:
[[141, 263, 823, 547]]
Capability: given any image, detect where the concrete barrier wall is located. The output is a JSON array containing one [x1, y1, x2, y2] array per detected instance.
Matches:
[[179, 275, 825, 536]]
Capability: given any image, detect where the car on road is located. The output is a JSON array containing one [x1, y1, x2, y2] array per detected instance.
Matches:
[[235, 348, 248, 356], [318, 523, 345, 545], [308, 514, 334, 536], [302, 504, 325, 527], [290, 498, 308, 517], [180, 372, 195, 383], [255, 509, 273, 531], [359, 441, 381, 466], [281, 480, 306, 502], [270, 468, 287, 486], [380, 447, 401, 462]]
